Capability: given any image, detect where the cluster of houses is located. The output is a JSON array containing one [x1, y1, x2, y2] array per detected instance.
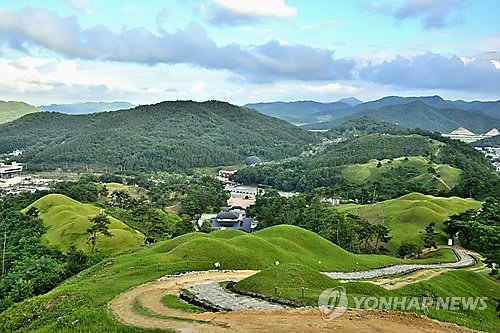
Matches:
[[0, 162, 53, 197], [474, 146, 500, 172]]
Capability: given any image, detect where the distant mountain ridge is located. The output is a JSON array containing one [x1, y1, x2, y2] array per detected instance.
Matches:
[[246, 95, 500, 129], [0, 101, 39, 124], [244, 97, 363, 124], [39, 101, 135, 114], [298, 96, 500, 133]]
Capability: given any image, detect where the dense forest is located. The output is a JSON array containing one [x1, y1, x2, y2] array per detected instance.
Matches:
[[0, 101, 317, 171], [232, 128, 499, 200]]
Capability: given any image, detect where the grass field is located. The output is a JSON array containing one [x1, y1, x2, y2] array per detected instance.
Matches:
[[24, 194, 144, 254], [338, 193, 481, 251], [0, 100, 39, 124], [234, 263, 500, 332], [0, 225, 461, 333], [341, 156, 462, 191], [105, 182, 148, 199]]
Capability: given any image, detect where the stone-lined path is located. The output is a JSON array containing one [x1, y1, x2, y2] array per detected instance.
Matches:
[[323, 248, 475, 280], [184, 281, 284, 311]]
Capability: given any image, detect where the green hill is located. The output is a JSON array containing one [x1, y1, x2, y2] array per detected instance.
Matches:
[[473, 134, 500, 147], [338, 193, 481, 250], [232, 130, 498, 199], [234, 264, 500, 332], [24, 194, 144, 254], [0, 100, 317, 171], [0, 101, 39, 124]]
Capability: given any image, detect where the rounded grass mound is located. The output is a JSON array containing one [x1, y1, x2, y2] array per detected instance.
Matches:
[[24, 194, 144, 254], [339, 193, 481, 250]]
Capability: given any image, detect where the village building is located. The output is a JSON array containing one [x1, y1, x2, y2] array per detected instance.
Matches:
[[0, 162, 23, 179]]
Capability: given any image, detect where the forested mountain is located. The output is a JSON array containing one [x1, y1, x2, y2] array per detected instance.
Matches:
[[244, 100, 357, 124], [248, 95, 499, 128], [232, 129, 499, 200], [0, 101, 39, 124], [0, 100, 317, 171], [473, 135, 500, 147], [39, 101, 135, 114], [305, 101, 500, 133]]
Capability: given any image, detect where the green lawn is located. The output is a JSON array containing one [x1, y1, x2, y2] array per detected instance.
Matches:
[[0, 225, 462, 333], [338, 193, 481, 251], [234, 263, 500, 332], [24, 194, 144, 254], [105, 182, 148, 199], [341, 156, 462, 191]]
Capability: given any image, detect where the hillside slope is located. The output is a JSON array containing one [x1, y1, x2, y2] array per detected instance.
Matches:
[[0, 100, 317, 171], [338, 193, 481, 250], [0, 101, 39, 124], [24, 194, 144, 254], [39, 101, 135, 114], [1, 225, 496, 332]]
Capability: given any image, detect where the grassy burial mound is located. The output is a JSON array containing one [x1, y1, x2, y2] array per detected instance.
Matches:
[[341, 156, 462, 192], [24, 194, 144, 254], [234, 263, 500, 332], [0, 225, 462, 332], [338, 193, 481, 250]]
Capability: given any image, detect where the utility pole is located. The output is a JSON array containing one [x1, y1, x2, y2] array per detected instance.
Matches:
[[2, 231, 6, 277]]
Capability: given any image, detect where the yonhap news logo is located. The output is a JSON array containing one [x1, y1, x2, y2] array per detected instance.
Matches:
[[318, 287, 348, 320], [317, 287, 489, 321]]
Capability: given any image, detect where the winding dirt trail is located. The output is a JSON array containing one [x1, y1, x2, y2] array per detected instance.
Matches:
[[109, 270, 479, 333]]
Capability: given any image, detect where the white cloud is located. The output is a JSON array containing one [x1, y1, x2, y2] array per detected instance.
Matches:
[[63, 0, 90, 14], [301, 83, 360, 94], [213, 0, 296, 19], [492, 60, 500, 70]]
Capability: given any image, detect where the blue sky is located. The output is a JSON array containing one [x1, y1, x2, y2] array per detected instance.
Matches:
[[0, 0, 499, 105]]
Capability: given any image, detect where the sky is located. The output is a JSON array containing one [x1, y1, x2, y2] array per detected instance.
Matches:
[[0, 0, 499, 105]]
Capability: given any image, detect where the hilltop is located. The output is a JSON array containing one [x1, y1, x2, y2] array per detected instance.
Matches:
[[39, 101, 135, 114], [337, 193, 481, 250], [0, 100, 317, 171], [0, 101, 39, 124], [24, 194, 144, 254]]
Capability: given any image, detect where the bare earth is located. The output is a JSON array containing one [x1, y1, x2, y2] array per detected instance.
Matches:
[[108, 270, 479, 333]]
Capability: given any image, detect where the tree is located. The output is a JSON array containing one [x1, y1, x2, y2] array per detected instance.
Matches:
[[423, 222, 437, 249], [398, 241, 421, 258], [172, 214, 195, 237], [64, 246, 89, 276], [87, 212, 113, 253]]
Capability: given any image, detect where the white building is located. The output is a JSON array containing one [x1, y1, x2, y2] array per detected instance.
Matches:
[[0, 162, 23, 179]]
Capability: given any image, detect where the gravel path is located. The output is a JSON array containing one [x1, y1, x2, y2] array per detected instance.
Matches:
[[184, 281, 284, 311], [323, 248, 475, 280]]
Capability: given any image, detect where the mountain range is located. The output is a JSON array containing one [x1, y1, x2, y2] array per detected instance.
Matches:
[[247, 95, 500, 133], [38, 101, 135, 114]]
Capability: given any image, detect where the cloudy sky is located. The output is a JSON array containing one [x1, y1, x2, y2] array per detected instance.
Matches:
[[0, 0, 499, 105]]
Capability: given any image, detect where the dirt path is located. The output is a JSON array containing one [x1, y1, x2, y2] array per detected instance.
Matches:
[[109, 270, 479, 333]]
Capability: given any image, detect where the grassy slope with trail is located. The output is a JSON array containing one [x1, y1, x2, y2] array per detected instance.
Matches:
[[341, 156, 461, 191], [338, 193, 481, 250], [234, 263, 500, 332], [0, 101, 39, 124], [0, 225, 460, 333], [24, 194, 144, 254]]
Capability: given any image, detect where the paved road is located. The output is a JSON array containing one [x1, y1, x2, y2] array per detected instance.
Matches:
[[323, 248, 475, 280]]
